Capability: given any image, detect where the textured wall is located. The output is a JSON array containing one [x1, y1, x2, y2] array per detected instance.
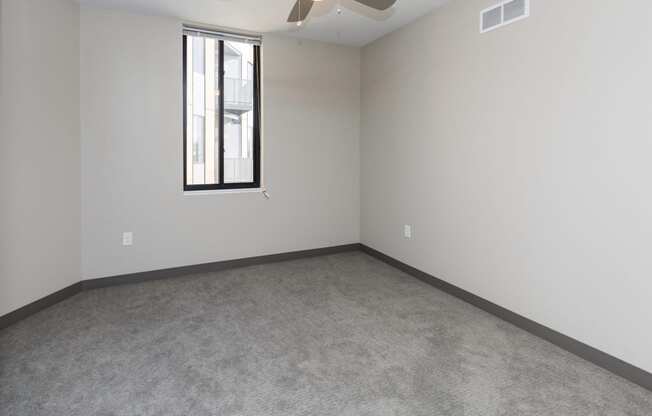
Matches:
[[0, 0, 81, 316], [80, 8, 360, 279], [361, 0, 652, 372]]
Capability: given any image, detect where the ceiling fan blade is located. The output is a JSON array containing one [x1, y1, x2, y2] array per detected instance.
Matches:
[[352, 0, 397, 11], [287, 0, 315, 23]]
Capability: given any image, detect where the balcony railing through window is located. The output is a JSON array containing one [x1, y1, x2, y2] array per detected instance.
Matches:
[[223, 78, 254, 110]]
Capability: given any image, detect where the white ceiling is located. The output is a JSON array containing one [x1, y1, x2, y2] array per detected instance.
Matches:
[[77, 0, 450, 46]]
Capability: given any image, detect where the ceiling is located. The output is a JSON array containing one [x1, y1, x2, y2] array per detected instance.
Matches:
[[77, 0, 450, 46]]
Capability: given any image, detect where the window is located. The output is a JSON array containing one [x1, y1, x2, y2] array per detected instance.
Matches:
[[183, 27, 262, 191]]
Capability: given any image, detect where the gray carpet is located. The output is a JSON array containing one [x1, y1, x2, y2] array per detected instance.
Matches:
[[1, 252, 651, 415]]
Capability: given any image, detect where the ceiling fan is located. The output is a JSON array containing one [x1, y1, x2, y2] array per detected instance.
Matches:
[[288, 0, 397, 26]]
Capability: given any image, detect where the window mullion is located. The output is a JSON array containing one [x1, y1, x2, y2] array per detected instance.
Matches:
[[253, 45, 261, 188], [218, 40, 225, 185]]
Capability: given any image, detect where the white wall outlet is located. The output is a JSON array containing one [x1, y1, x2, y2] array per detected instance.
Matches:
[[122, 232, 133, 246], [404, 225, 412, 239]]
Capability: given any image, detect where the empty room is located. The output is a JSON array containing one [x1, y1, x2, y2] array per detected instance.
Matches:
[[1, 0, 651, 414]]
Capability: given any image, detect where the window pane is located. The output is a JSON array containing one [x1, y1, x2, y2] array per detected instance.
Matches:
[[192, 115, 205, 185], [186, 35, 220, 185], [223, 40, 255, 184]]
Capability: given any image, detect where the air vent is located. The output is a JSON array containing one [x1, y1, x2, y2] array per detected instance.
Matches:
[[481, 5, 502, 32], [480, 0, 529, 33]]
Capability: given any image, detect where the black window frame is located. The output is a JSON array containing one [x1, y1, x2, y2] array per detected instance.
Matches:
[[183, 34, 261, 191]]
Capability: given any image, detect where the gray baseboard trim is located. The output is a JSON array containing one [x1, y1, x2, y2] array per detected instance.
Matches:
[[0, 282, 83, 331], [359, 244, 652, 392], [82, 243, 362, 290], [0, 244, 361, 330]]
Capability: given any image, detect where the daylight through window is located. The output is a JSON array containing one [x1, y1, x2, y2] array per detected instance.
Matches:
[[183, 28, 261, 190]]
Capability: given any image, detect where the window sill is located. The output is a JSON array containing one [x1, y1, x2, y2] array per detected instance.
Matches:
[[183, 188, 265, 196]]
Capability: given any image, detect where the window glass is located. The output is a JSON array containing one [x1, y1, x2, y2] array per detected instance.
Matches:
[[223, 40, 255, 184]]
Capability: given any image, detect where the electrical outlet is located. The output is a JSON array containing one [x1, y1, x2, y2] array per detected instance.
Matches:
[[122, 232, 133, 246], [404, 225, 412, 239]]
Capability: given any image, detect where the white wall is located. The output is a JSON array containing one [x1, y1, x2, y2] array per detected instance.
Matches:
[[361, 0, 652, 373], [0, 0, 81, 316], [80, 7, 360, 279]]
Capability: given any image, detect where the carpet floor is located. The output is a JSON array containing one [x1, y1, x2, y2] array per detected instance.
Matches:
[[1, 251, 651, 415]]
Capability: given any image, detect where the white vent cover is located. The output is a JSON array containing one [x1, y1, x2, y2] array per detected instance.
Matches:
[[480, 0, 529, 33]]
